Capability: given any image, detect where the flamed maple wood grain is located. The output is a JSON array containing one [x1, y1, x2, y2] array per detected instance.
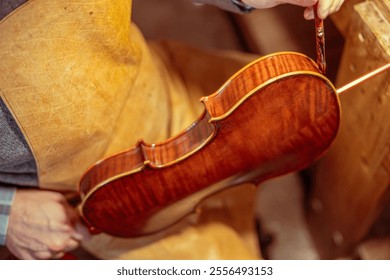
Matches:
[[79, 52, 340, 237]]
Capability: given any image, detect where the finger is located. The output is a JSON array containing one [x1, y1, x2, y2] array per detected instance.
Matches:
[[63, 238, 80, 252], [330, 0, 338, 12], [11, 248, 35, 260], [52, 252, 66, 260], [334, 0, 344, 13], [286, 0, 317, 7], [243, 0, 317, 9], [46, 237, 79, 257], [27, 240, 50, 252], [72, 222, 92, 241], [318, 0, 333, 19], [327, 0, 339, 15], [33, 250, 52, 260], [304, 7, 314, 20], [47, 230, 74, 251]]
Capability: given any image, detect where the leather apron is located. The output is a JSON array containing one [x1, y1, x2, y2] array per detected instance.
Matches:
[[0, 0, 261, 259]]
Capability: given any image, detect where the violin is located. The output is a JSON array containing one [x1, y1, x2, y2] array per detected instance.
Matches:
[[78, 11, 390, 238], [80, 56, 342, 237]]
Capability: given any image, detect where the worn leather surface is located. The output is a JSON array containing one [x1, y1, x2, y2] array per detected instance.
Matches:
[[0, 0, 173, 191], [0, 0, 261, 259]]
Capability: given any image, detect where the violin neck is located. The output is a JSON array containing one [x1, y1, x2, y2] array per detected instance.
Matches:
[[336, 63, 390, 95]]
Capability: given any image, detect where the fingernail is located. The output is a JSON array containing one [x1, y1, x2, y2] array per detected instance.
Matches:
[[304, 9, 314, 20]]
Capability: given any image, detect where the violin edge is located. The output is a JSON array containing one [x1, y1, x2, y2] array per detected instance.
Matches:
[[201, 51, 322, 103]]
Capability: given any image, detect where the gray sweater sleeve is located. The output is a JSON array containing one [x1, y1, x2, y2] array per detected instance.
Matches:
[[0, 98, 38, 245], [0, 0, 38, 245], [0, 0, 38, 187]]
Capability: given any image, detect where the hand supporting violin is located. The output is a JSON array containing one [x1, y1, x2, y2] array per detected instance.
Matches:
[[241, 0, 345, 19], [5, 189, 90, 260]]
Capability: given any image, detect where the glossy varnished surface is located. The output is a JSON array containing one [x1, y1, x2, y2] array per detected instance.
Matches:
[[79, 52, 340, 237]]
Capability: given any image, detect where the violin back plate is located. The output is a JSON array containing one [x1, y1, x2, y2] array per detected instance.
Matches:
[[79, 52, 340, 237]]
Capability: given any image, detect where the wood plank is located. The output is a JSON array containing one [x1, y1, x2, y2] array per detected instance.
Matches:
[[330, 0, 363, 36], [307, 0, 390, 259]]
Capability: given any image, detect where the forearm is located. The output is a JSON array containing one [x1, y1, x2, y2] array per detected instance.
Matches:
[[193, 0, 254, 14], [0, 186, 16, 245], [194, 0, 345, 19]]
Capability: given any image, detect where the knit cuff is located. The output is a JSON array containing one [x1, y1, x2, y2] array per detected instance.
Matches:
[[0, 186, 16, 245]]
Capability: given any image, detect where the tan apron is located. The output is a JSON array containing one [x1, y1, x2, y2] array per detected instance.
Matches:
[[0, 0, 261, 259]]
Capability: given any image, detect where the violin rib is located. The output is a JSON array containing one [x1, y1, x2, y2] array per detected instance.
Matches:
[[79, 52, 340, 237]]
